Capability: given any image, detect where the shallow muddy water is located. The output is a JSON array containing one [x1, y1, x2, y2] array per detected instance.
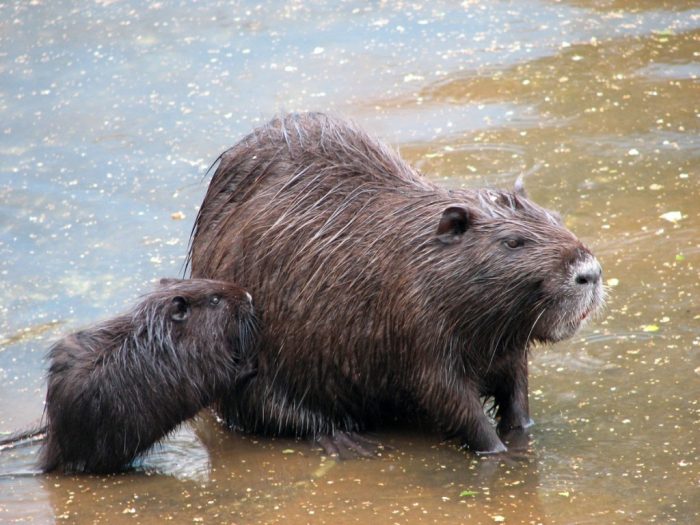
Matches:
[[1, 1, 698, 523]]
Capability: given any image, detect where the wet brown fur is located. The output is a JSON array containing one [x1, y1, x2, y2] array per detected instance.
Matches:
[[188, 113, 604, 453], [41, 278, 257, 473]]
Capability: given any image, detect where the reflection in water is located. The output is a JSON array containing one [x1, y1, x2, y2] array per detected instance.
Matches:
[[33, 419, 548, 524], [0, 414, 548, 524], [1, 0, 699, 523]]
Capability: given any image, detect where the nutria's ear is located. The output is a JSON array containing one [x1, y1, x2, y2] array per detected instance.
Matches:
[[514, 175, 528, 198], [170, 296, 190, 322], [437, 206, 470, 245], [159, 278, 180, 287]]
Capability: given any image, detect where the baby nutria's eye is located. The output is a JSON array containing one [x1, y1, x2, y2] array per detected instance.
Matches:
[[503, 237, 525, 249], [209, 295, 221, 306]]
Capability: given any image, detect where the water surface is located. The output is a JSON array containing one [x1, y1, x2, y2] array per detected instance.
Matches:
[[1, 1, 698, 523]]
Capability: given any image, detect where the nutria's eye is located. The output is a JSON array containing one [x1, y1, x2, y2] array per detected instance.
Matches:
[[503, 237, 525, 249], [209, 295, 221, 306]]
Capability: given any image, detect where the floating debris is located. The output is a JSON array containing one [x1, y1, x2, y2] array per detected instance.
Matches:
[[659, 211, 682, 223]]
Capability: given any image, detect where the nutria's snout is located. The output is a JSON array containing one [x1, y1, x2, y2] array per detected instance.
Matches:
[[538, 254, 605, 343], [573, 257, 603, 287], [573, 256, 604, 314], [572, 255, 605, 311]]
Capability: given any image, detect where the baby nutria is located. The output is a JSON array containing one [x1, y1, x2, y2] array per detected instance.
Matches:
[[39, 278, 257, 473], [188, 112, 604, 455]]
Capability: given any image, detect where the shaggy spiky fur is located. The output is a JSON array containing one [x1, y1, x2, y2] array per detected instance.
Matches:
[[40, 278, 257, 473], [188, 112, 604, 454]]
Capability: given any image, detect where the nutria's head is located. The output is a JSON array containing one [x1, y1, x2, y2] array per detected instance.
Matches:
[[141, 278, 257, 353], [434, 185, 604, 345]]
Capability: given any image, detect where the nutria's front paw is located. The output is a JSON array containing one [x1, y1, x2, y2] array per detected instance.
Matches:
[[497, 416, 534, 436], [499, 424, 533, 453], [521, 417, 535, 429], [460, 433, 507, 455], [472, 440, 508, 455]]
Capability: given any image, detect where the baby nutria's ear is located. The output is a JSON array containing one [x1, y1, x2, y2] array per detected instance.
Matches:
[[436, 206, 471, 245], [514, 175, 528, 198], [169, 296, 190, 322], [159, 278, 182, 288]]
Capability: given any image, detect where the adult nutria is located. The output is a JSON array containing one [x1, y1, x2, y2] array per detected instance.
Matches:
[[189, 112, 604, 455], [35, 278, 257, 473]]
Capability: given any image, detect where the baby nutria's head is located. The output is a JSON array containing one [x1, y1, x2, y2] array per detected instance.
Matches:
[[434, 183, 604, 345], [150, 278, 257, 353]]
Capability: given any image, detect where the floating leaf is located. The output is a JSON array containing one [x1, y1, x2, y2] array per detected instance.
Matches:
[[659, 211, 682, 223], [171, 211, 186, 220], [312, 460, 337, 478], [459, 490, 478, 498], [642, 324, 659, 333], [675, 254, 685, 262], [403, 73, 424, 82], [606, 278, 619, 287], [282, 449, 295, 454], [558, 491, 570, 497]]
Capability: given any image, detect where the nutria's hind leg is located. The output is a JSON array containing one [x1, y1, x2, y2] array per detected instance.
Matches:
[[315, 431, 387, 460], [217, 381, 386, 459]]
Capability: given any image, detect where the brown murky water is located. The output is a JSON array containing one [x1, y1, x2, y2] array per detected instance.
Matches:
[[1, 1, 698, 523]]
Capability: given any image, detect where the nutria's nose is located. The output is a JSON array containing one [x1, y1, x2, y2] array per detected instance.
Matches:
[[574, 259, 602, 286]]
